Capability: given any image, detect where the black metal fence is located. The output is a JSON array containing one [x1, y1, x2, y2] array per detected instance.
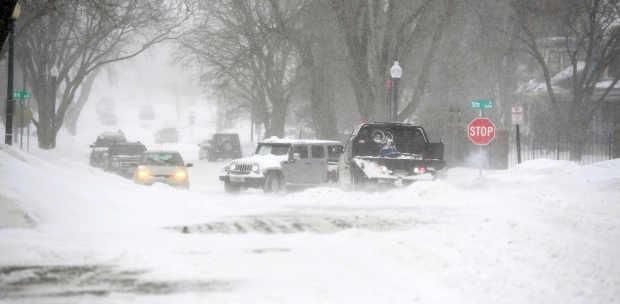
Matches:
[[508, 132, 614, 167]]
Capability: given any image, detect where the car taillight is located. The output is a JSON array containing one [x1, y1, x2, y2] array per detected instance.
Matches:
[[202, 146, 208, 150]]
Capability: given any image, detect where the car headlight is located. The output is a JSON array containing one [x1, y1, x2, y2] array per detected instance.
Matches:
[[174, 170, 187, 179], [251, 164, 259, 173], [137, 170, 150, 178], [381, 166, 388, 172], [111, 161, 119, 167], [413, 167, 420, 174], [229, 163, 236, 171]]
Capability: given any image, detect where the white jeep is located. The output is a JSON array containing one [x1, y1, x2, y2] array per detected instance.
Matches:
[[219, 137, 343, 194]]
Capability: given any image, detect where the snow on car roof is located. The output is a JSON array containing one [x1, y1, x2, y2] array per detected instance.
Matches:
[[143, 150, 181, 154], [260, 136, 341, 145], [100, 132, 125, 137]]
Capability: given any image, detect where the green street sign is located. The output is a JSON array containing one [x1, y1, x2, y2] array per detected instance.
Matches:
[[471, 100, 493, 109], [13, 91, 31, 99]]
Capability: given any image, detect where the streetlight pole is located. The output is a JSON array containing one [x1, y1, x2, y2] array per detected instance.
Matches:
[[390, 61, 402, 122], [50, 66, 59, 148], [5, 3, 20, 145]]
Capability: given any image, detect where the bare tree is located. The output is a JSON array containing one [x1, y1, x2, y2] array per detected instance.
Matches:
[[512, 0, 620, 161], [16, 0, 191, 148], [176, 0, 298, 138], [330, 0, 457, 123]]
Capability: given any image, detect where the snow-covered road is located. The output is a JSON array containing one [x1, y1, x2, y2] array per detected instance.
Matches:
[[1, 139, 619, 303]]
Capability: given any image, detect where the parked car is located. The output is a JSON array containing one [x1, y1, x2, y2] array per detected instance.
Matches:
[[89, 132, 126, 168], [100, 112, 118, 125], [219, 138, 343, 194], [134, 150, 193, 189], [337, 122, 446, 191], [197, 139, 209, 160], [96, 98, 115, 114], [199, 133, 242, 161], [139, 105, 155, 120], [103, 142, 147, 178], [155, 128, 179, 143]]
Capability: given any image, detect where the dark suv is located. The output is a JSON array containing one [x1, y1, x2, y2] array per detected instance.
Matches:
[[103, 142, 147, 178], [89, 132, 126, 168], [204, 133, 242, 161], [155, 128, 179, 143]]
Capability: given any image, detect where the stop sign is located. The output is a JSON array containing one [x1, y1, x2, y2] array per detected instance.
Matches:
[[468, 118, 495, 145]]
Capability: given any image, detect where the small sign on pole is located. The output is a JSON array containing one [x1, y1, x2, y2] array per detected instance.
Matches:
[[471, 100, 493, 109], [511, 106, 524, 125], [13, 91, 31, 99]]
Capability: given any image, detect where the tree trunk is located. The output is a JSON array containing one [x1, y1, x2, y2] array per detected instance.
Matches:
[[66, 69, 101, 135], [567, 122, 587, 161]]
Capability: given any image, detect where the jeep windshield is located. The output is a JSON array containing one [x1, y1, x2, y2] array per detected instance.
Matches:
[[352, 125, 427, 157], [255, 143, 290, 156]]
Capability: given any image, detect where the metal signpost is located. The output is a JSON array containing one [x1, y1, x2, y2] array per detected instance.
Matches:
[[468, 118, 496, 145], [511, 106, 524, 164], [13, 91, 31, 150], [470, 100, 494, 177]]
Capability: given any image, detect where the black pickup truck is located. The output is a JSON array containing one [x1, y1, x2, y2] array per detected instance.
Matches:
[[337, 122, 446, 191]]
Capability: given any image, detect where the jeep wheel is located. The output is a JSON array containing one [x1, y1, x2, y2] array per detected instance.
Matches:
[[221, 140, 233, 152], [264, 172, 286, 194], [207, 151, 215, 162], [224, 181, 240, 193]]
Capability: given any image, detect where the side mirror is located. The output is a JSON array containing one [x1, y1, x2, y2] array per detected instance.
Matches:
[[197, 143, 201, 147], [89, 144, 94, 148], [186, 163, 193, 168], [293, 153, 300, 161]]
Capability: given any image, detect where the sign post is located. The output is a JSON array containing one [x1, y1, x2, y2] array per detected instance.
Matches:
[[468, 118, 496, 145], [13, 91, 31, 150], [468, 116, 495, 177], [470, 100, 494, 176], [296, 118, 305, 139], [511, 106, 524, 164]]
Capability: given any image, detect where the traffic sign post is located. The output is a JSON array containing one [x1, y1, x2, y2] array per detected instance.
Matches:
[[13, 91, 31, 99], [471, 100, 493, 109], [468, 118, 495, 145], [511, 106, 524, 164], [468, 117, 495, 178]]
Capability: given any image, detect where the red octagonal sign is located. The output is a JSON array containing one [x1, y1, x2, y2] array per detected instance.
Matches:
[[468, 118, 495, 145]]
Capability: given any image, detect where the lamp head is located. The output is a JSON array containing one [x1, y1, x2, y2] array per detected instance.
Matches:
[[12, 3, 21, 19], [390, 61, 402, 78]]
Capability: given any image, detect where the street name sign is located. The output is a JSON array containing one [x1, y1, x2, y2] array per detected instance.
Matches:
[[468, 118, 495, 145], [471, 100, 493, 109], [13, 91, 31, 99]]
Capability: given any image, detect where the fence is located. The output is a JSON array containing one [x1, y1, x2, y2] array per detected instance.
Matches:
[[508, 132, 614, 167]]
